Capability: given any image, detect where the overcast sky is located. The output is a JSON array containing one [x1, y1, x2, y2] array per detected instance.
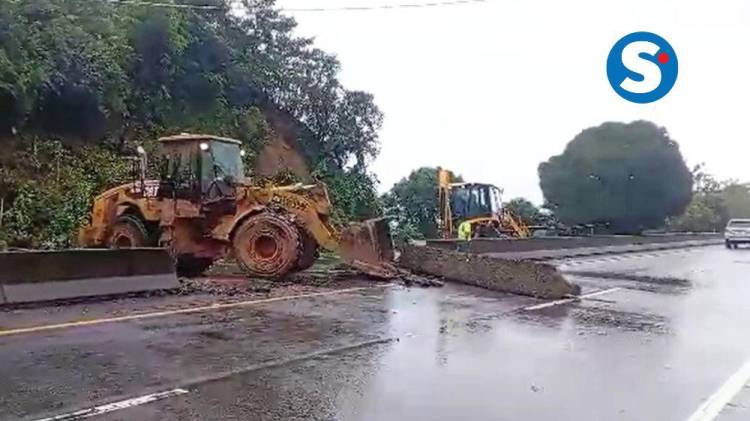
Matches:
[[278, 0, 750, 203]]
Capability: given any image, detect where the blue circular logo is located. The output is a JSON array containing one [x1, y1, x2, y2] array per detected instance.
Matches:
[[607, 32, 678, 103]]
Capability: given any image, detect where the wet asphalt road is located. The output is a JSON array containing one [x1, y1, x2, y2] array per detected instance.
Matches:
[[2, 245, 750, 421]]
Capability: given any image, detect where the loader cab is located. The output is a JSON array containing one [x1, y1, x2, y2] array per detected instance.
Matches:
[[157, 134, 246, 202], [440, 182, 505, 238]]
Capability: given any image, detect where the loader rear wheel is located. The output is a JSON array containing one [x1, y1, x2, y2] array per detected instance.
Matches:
[[295, 229, 319, 271], [233, 213, 301, 279], [109, 215, 150, 248]]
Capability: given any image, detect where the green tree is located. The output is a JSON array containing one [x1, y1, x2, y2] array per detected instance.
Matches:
[[539, 121, 693, 234], [503, 198, 540, 225], [667, 167, 749, 232], [382, 167, 462, 239], [670, 194, 727, 232], [691, 164, 724, 194], [721, 183, 750, 219]]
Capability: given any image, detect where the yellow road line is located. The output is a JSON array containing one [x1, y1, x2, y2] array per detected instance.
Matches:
[[0, 285, 388, 338]]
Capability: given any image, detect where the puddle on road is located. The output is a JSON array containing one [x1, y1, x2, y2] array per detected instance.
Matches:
[[564, 271, 692, 296], [571, 277, 689, 296], [563, 270, 691, 286]]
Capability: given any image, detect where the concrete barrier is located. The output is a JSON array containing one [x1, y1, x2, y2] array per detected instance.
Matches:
[[400, 245, 580, 299], [426, 233, 722, 254], [0, 248, 179, 304], [485, 239, 722, 261]]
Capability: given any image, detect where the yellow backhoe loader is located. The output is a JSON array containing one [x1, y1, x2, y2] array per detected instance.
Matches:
[[437, 168, 530, 239], [78, 133, 393, 279]]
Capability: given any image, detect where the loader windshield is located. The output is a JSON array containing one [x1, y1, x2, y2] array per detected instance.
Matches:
[[451, 184, 496, 220], [203, 141, 245, 180]]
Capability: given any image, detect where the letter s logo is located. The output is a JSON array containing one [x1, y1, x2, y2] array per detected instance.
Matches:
[[620, 41, 661, 94], [607, 32, 678, 103]]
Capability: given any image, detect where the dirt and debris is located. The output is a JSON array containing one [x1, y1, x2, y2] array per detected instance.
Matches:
[[516, 304, 671, 335], [176, 275, 378, 299], [572, 307, 671, 334], [206, 254, 443, 292]]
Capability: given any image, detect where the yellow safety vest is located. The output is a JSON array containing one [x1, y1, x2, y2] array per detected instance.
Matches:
[[457, 221, 472, 241]]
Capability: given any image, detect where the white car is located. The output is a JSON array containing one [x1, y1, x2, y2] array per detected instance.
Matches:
[[725, 218, 750, 249]]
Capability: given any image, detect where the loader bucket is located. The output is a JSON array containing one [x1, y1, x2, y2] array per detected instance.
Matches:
[[0, 248, 178, 304], [338, 217, 395, 268]]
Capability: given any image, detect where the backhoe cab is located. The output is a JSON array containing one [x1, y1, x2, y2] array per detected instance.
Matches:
[[437, 168, 529, 239], [79, 133, 394, 279]]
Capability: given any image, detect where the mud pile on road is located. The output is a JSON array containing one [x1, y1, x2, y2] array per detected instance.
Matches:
[[206, 258, 442, 290], [400, 244, 580, 299], [177, 273, 383, 298]]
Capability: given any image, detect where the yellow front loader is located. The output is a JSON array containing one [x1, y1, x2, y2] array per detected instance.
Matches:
[[78, 134, 393, 279]]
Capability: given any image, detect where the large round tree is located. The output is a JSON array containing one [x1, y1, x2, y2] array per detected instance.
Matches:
[[538, 121, 693, 233]]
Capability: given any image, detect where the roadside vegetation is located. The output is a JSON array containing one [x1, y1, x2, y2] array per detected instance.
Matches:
[[0, 0, 382, 249], [670, 166, 750, 232]]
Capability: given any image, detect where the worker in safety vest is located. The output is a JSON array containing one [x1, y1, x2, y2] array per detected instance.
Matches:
[[457, 220, 472, 251], [458, 220, 472, 240]]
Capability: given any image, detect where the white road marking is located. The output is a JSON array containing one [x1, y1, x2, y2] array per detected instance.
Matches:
[[685, 356, 750, 421], [30, 337, 396, 421], [522, 287, 621, 311], [33, 388, 189, 421], [0, 285, 390, 338]]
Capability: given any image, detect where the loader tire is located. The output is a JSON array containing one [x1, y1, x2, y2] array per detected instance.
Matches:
[[233, 212, 301, 279], [176, 256, 214, 278], [109, 215, 150, 248], [295, 229, 319, 271]]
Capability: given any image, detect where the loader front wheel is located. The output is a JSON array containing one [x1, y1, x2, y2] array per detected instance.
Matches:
[[109, 215, 150, 248], [233, 213, 301, 279], [295, 229, 319, 271]]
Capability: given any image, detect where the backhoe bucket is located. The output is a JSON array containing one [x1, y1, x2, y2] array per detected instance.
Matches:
[[0, 248, 178, 304], [338, 217, 394, 268]]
